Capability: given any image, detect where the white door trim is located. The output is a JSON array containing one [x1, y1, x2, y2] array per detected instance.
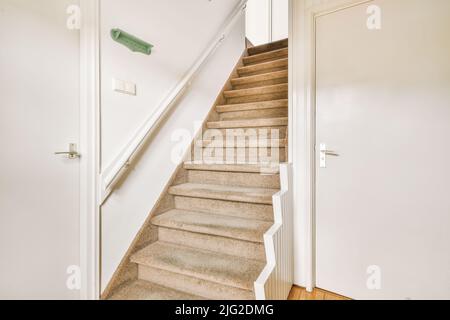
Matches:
[[268, 0, 273, 43], [290, 0, 373, 292], [79, 0, 101, 300]]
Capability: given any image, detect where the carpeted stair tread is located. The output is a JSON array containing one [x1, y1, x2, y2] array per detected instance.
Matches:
[[109, 280, 205, 300], [168, 183, 278, 204], [207, 117, 288, 129], [224, 84, 288, 99], [196, 139, 287, 148], [243, 48, 288, 65], [247, 38, 288, 56], [231, 70, 288, 89], [173, 196, 274, 222], [184, 162, 280, 173], [131, 242, 265, 291], [237, 58, 288, 77], [216, 99, 288, 113], [152, 209, 272, 243]]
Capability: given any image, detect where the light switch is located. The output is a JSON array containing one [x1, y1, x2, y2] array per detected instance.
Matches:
[[112, 78, 124, 92], [112, 78, 136, 96], [320, 143, 327, 168], [124, 82, 136, 95]]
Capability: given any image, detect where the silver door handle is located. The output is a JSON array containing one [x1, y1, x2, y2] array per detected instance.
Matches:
[[320, 144, 338, 168], [323, 150, 339, 156], [54, 143, 80, 159]]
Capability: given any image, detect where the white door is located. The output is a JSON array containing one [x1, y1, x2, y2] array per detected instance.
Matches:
[[246, 0, 271, 46], [246, 0, 288, 45], [0, 0, 81, 299], [316, 0, 450, 300]]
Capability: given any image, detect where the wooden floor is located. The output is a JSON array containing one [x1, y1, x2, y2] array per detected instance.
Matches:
[[288, 286, 351, 301]]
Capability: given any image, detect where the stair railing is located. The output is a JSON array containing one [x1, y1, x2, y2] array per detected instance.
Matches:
[[99, 0, 248, 204]]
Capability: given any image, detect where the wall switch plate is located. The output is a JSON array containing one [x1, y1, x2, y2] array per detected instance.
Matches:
[[112, 78, 136, 96], [124, 82, 136, 95]]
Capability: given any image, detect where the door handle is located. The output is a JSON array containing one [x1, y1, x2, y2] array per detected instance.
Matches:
[[323, 150, 339, 157], [320, 144, 338, 168], [55, 143, 80, 159]]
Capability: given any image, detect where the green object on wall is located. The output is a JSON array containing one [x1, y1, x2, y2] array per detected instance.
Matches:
[[110, 28, 153, 55]]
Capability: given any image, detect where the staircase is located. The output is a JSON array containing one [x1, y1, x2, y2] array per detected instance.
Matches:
[[107, 39, 289, 300]]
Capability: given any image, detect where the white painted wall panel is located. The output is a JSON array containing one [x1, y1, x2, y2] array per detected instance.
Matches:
[[272, 0, 288, 42], [246, 0, 270, 46], [246, 0, 288, 45]]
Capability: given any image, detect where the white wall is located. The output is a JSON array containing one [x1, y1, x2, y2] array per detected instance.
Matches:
[[272, 0, 289, 42], [100, 1, 246, 292], [246, 0, 288, 45]]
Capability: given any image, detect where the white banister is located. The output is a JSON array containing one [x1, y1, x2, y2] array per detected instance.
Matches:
[[254, 163, 294, 300], [99, 0, 248, 204]]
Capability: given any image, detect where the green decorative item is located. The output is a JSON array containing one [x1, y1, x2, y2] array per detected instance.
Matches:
[[110, 28, 153, 55]]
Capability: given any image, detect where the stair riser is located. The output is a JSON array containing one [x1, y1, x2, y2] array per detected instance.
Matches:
[[158, 228, 266, 261], [174, 196, 274, 222], [200, 148, 287, 164], [197, 139, 287, 148], [243, 49, 288, 66], [152, 209, 270, 243], [216, 99, 288, 113], [187, 170, 280, 189], [207, 118, 288, 129], [109, 280, 204, 300], [169, 188, 274, 205], [220, 108, 288, 121], [244, 55, 288, 66], [224, 84, 288, 99], [238, 65, 288, 77], [184, 163, 280, 173], [248, 39, 288, 56], [138, 266, 255, 300], [202, 127, 288, 139], [233, 78, 288, 90], [227, 92, 288, 104], [231, 70, 288, 89]]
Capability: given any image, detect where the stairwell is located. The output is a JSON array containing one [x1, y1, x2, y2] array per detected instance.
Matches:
[[106, 39, 289, 300]]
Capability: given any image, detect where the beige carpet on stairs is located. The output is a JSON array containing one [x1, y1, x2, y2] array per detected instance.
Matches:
[[108, 38, 289, 300]]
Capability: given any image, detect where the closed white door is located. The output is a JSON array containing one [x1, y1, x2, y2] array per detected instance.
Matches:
[[316, 0, 450, 300], [0, 0, 81, 299]]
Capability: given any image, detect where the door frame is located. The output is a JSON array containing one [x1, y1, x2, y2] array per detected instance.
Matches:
[[79, 0, 101, 300], [289, 0, 373, 291]]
